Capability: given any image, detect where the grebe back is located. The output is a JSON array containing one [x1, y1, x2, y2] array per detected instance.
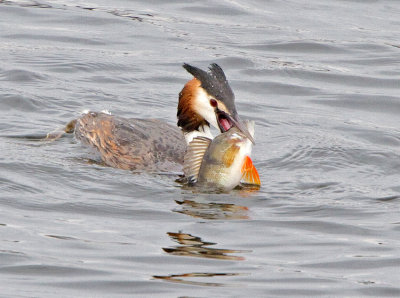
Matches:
[[74, 112, 185, 172]]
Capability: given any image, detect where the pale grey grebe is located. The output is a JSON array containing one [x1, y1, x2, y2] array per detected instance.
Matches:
[[69, 63, 253, 172]]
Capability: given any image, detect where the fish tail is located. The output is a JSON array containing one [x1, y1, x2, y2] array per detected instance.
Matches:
[[241, 156, 261, 186]]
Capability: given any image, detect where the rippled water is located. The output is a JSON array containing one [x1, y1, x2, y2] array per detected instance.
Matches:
[[1, 0, 400, 296]]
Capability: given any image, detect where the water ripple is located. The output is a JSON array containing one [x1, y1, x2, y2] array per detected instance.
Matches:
[[1, 0, 400, 297]]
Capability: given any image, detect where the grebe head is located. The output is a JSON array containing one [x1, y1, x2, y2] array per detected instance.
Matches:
[[177, 63, 255, 144]]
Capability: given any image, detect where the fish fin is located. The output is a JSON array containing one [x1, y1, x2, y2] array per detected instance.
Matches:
[[222, 144, 240, 167], [183, 136, 211, 184], [241, 156, 261, 186]]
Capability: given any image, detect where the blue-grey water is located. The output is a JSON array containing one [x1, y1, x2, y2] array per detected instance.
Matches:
[[1, 0, 400, 297]]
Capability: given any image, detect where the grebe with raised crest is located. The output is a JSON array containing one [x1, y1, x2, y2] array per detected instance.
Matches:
[[64, 63, 254, 173]]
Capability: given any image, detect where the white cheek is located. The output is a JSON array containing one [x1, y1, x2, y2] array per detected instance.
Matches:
[[195, 88, 219, 129]]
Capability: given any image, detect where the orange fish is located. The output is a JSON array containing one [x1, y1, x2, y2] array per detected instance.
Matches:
[[184, 120, 260, 191]]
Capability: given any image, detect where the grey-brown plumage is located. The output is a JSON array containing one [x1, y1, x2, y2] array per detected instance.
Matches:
[[74, 112, 186, 172]]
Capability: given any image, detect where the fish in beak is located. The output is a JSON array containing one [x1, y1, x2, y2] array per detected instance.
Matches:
[[216, 109, 255, 144], [183, 120, 260, 192]]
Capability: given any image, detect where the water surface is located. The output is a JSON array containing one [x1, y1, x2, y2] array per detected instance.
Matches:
[[1, 0, 400, 297]]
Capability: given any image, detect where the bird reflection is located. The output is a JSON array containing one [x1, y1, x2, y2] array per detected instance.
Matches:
[[162, 232, 248, 261], [153, 272, 243, 287], [174, 199, 249, 220], [155, 232, 250, 287]]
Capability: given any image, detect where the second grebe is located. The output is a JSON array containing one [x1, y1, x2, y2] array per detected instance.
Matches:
[[70, 63, 253, 172]]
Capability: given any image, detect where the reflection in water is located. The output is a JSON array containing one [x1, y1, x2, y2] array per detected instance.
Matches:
[[174, 199, 249, 220], [153, 272, 243, 287], [160, 199, 251, 286], [179, 183, 260, 197], [155, 232, 250, 286], [236, 184, 261, 197], [163, 232, 249, 261]]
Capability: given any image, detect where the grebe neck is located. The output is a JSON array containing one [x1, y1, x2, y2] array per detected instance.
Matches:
[[183, 124, 213, 144]]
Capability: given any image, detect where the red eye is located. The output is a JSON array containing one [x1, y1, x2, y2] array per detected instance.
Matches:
[[210, 99, 217, 107]]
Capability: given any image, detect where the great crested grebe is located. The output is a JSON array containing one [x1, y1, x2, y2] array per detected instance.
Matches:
[[68, 63, 253, 172]]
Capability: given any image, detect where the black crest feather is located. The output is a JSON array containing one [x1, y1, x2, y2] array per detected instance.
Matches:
[[182, 63, 236, 113]]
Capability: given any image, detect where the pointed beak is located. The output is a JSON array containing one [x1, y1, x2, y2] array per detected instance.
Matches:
[[231, 114, 255, 144], [216, 111, 255, 144]]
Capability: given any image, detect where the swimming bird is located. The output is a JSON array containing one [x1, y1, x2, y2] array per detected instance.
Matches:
[[183, 120, 260, 192], [69, 63, 254, 173]]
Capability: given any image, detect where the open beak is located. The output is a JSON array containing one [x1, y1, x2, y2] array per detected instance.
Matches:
[[216, 110, 255, 144]]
